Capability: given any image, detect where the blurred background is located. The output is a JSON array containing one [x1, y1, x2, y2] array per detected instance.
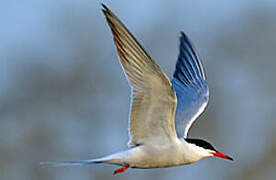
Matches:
[[1, 0, 276, 180]]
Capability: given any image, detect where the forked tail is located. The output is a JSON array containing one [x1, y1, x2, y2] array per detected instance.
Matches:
[[40, 158, 105, 167]]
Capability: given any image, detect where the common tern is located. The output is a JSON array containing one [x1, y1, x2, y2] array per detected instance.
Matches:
[[42, 4, 233, 175]]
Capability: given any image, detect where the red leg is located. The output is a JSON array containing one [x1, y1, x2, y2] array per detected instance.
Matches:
[[113, 164, 130, 175]]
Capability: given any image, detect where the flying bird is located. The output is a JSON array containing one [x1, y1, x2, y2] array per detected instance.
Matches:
[[42, 4, 233, 175]]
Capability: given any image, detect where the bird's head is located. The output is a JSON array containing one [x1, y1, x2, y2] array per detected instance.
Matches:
[[185, 138, 233, 161]]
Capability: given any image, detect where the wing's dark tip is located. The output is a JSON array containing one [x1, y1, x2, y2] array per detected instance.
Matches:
[[180, 31, 187, 38], [175, 30, 206, 82], [180, 31, 192, 45], [101, 4, 114, 29], [101, 3, 111, 15], [101, 3, 108, 11]]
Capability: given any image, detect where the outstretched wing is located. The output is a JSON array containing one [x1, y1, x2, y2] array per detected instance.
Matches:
[[172, 32, 209, 138], [102, 4, 178, 146]]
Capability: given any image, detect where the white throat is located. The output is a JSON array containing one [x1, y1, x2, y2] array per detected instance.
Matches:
[[180, 139, 214, 164]]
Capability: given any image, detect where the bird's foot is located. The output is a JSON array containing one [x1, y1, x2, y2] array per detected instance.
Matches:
[[113, 164, 130, 175]]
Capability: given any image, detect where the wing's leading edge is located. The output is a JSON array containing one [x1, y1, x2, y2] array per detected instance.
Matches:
[[172, 32, 209, 138]]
